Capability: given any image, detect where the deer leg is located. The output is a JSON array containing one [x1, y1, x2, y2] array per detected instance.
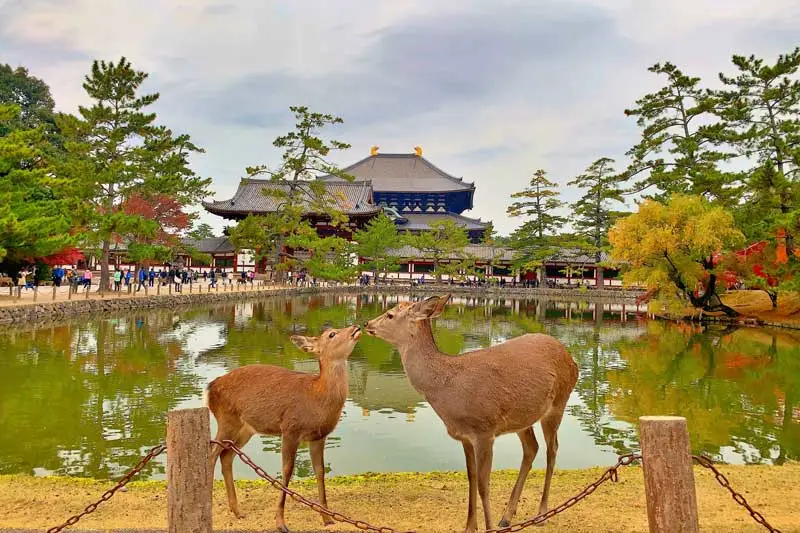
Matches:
[[473, 435, 495, 530], [462, 440, 479, 533], [220, 448, 245, 518], [309, 438, 335, 526], [499, 426, 538, 527], [276, 434, 300, 533], [218, 426, 253, 519], [538, 413, 563, 518]]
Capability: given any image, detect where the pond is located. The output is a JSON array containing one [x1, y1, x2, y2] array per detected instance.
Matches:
[[0, 293, 798, 481]]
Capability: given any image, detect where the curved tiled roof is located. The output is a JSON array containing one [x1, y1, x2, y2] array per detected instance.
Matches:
[[203, 179, 380, 217], [320, 153, 475, 193], [397, 212, 489, 231], [388, 244, 515, 261]]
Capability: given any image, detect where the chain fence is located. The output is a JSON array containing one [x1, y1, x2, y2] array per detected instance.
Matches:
[[692, 454, 782, 533], [46, 443, 167, 533], [45, 441, 784, 533]]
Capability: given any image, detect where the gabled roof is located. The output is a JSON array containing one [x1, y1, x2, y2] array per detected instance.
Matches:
[[545, 248, 611, 264], [181, 237, 235, 254], [203, 179, 380, 217], [397, 212, 489, 231], [320, 153, 475, 193]]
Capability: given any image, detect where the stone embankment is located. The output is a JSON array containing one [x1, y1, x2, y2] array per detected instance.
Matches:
[[0, 284, 642, 325]]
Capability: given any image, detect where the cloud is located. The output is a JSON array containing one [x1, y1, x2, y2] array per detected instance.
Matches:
[[1, 0, 799, 235]]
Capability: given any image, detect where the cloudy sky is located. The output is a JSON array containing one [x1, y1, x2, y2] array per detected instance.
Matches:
[[2, 0, 799, 234]]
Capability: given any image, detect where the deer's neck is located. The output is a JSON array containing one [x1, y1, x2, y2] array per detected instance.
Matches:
[[317, 359, 349, 403], [397, 321, 452, 396]]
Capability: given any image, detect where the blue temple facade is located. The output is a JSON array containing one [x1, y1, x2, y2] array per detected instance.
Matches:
[[321, 150, 489, 242]]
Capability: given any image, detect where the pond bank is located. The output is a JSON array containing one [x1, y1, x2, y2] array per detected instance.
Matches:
[[0, 285, 643, 326], [2, 465, 797, 532]]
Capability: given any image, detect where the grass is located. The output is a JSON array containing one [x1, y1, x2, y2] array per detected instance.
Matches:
[[2, 465, 799, 532]]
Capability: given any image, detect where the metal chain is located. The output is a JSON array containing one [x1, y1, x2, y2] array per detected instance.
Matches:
[[485, 453, 642, 533], [692, 454, 782, 533], [46, 443, 167, 533], [213, 439, 415, 533]]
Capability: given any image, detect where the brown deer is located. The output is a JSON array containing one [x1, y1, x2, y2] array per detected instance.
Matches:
[[205, 324, 362, 533], [365, 295, 578, 533]]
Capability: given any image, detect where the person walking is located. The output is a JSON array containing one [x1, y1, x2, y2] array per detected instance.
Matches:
[[137, 268, 147, 292], [113, 270, 122, 292], [83, 268, 92, 290]]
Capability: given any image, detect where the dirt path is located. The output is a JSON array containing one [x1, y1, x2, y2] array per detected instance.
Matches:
[[2, 465, 798, 533]]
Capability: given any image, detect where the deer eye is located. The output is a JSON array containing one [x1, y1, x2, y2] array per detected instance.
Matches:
[[387, 313, 394, 320], [328, 332, 336, 339]]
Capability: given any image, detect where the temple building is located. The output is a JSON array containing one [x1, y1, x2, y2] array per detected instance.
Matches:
[[202, 147, 490, 242], [320, 148, 489, 242]]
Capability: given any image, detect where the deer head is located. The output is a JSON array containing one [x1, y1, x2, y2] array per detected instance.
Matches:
[[365, 294, 451, 346], [291, 325, 362, 361]]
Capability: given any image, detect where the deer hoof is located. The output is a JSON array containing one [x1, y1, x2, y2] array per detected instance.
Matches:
[[322, 516, 336, 526], [232, 509, 247, 519], [278, 525, 291, 533], [498, 519, 510, 528]]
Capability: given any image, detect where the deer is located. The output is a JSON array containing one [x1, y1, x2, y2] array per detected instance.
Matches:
[[205, 324, 362, 533], [365, 295, 578, 533]]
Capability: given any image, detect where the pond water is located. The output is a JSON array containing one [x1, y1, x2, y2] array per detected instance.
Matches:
[[0, 293, 798, 481]]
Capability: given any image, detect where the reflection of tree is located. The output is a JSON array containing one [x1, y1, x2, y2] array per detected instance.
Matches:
[[0, 315, 201, 477], [602, 322, 800, 463]]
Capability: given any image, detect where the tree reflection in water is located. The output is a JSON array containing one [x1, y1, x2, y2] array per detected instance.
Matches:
[[0, 294, 797, 479]]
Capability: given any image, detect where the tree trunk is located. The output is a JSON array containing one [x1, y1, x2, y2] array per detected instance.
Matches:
[[99, 238, 111, 292]]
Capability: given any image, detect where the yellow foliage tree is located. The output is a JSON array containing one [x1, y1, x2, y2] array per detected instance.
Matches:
[[609, 195, 744, 312]]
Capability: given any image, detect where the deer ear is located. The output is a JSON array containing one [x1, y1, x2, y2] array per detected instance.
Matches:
[[291, 335, 318, 353], [411, 295, 449, 321]]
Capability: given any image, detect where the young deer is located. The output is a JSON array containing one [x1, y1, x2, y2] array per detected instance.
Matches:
[[365, 295, 578, 533], [206, 324, 362, 533]]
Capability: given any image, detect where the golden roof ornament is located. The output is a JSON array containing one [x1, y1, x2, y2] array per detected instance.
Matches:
[[413, 146, 423, 156], [370, 145, 379, 156]]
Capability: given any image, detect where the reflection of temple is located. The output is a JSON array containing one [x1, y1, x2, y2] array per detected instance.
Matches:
[[294, 359, 424, 415]]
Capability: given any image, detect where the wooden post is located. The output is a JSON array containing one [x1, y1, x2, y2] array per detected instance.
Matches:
[[33, 285, 38, 302], [167, 407, 212, 533], [640, 416, 699, 533], [157, 282, 161, 296], [52, 285, 57, 301]]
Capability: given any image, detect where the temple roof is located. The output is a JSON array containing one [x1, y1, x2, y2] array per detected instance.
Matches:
[[397, 212, 489, 231], [321, 153, 475, 193], [388, 244, 515, 261], [202, 179, 380, 217], [181, 237, 235, 254]]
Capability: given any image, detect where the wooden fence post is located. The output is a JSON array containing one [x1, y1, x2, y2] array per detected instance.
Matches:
[[640, 416, 699, 533], [167, 407, 212, 533]]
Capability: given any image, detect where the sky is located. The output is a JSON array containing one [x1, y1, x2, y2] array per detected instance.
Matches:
[[2, 0, 799, 235]]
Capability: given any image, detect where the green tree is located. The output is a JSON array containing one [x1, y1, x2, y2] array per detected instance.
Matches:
[[187, 222, 215, 240], [236, 106, 354, 280], [353, 213, 402, 281], [507, 169, 566, 274], [0, 104, 73, 276], [405, 220, 470, 282], [0, 64, 59, 141], [623, 62, 736, 203], [568, 157, 625, 288], [59, 58, 210, 289], [609, 195, 744, 314], [716, 48, 800, 255]]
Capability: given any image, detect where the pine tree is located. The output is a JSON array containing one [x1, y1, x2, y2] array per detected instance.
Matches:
[[623, 62, 736, 203], [716, 48, 800, 255], [568, 158, 625, 289], [236, 106, 354, 280], [507, 169, 566, 274], [59, 57, 210, 289]]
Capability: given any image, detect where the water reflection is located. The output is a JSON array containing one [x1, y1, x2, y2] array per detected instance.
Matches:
[[0, 294, 797, 480]]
